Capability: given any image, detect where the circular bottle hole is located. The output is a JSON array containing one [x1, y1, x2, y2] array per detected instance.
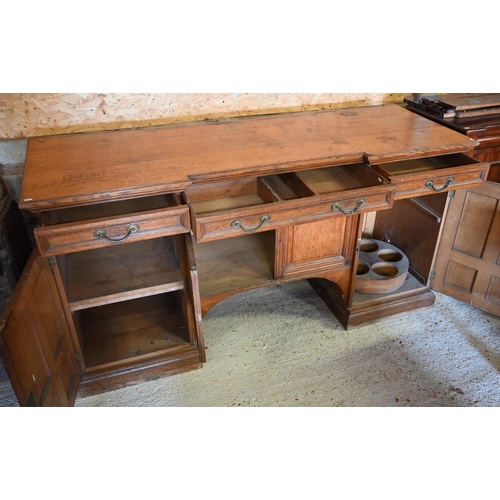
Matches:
[[357, 263, 370, 275], [359, 239, 379, 252], [377, 249, 403, 262], [372, 262, 399, 277]]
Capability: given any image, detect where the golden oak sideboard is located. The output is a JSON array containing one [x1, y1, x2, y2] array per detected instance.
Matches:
[[0, 104, 490, 406]]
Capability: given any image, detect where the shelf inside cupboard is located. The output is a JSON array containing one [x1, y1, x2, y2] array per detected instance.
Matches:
[[193, 231, 275, 297], [62, 237, 184, 311], [81, 292, 191, 369], [289, 163, 376, 194]]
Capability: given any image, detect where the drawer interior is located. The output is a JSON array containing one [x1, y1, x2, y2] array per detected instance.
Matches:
[[371, 153, 480, 179], [78, 292, 191, 368], [41, 193, 182, 225], [186, 176, 298, 216], [280, 163, 384, 196], [187, 163, 385, 217], [57, 236, 185, 311]]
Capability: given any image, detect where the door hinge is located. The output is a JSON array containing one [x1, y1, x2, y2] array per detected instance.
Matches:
[[448, 190, 456, 199], [430, 271, 436, 281], [47, 256, 56, 269], [76, 352, 83, 363]]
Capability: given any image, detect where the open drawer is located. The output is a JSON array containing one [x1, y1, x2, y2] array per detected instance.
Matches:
[[369, 153, 490, 200], [35, 193, 191, 256], [186, 163, 394, 242]]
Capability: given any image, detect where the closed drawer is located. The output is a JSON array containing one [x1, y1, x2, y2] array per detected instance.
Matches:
[[35, 194, 191, 256], [370, 153, 490, 200], [186, 164, 394, 242]]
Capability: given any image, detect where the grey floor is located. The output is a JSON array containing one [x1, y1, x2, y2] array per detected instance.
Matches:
[[2, 279, 500, 407]]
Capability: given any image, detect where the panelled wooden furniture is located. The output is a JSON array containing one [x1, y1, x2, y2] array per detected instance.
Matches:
[[0, 104, 492, 406], [404, 94, 500, 317]]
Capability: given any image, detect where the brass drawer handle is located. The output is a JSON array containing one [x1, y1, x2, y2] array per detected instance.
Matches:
[[425, 176, 454, 192], [230, 215, 271, 233], [332, 199, 366, 215], [94, 224, 139, 242]]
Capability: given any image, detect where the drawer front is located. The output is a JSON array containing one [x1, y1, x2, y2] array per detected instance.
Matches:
[[389, 165, 489, 200], [192, 186, 394, 242], [35, 206, 191, 256], [371, 154, 490, 200]]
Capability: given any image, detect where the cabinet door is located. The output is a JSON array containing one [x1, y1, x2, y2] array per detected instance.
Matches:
[[431, 181, 500, 316], [275, 216, 359, 278], [0, 251, 81, 406]]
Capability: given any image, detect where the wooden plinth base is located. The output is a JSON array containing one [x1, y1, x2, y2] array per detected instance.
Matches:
[[309, 274, 435, 330], [79, 347, 202, 397]]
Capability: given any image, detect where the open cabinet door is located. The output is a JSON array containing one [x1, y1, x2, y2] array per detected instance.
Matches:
[[0, 250, 81, 406], [184, 234, 206, 363], [431, 181, 500, 316]]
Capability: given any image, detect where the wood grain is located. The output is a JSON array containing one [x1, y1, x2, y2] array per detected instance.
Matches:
[[81, 292, 191, 369], [20, 105, 478, 212], [0, 252, 81, 406], [35, 206, 191, 256], [193, 232, 275, 297], [425, 182, 500, 317]]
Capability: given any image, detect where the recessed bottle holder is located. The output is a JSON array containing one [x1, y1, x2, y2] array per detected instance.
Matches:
[[355, 238, 409, 294]]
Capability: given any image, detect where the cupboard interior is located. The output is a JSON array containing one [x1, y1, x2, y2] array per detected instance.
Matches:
[[57, 237, 184, 311], [75, 292, 192, 369], [73, 291, 191, 370], [193, 231, 276, 297], [371, 192, 448, 285], [55, 233, 194, 371]]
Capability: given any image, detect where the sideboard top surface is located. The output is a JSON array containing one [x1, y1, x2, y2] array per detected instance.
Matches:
[[20, 104, 478, 211]]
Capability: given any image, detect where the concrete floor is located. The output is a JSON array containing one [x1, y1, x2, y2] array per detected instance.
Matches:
[[75, 280, 500, 407], [2, 280, 500, 407]]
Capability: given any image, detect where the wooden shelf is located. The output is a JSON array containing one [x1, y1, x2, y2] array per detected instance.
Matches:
[[194, 231, 275, 297], [81, 292, 191, 369], [65, 237, 184, 311], [295, 165, 365, 193]]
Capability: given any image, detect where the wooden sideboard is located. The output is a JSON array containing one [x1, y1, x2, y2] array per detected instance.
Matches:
[[0, 104, 491, 406]]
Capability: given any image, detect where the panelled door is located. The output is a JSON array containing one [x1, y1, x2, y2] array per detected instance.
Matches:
[[431, 181, 500, 316], [0, 250, 81, 406]]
